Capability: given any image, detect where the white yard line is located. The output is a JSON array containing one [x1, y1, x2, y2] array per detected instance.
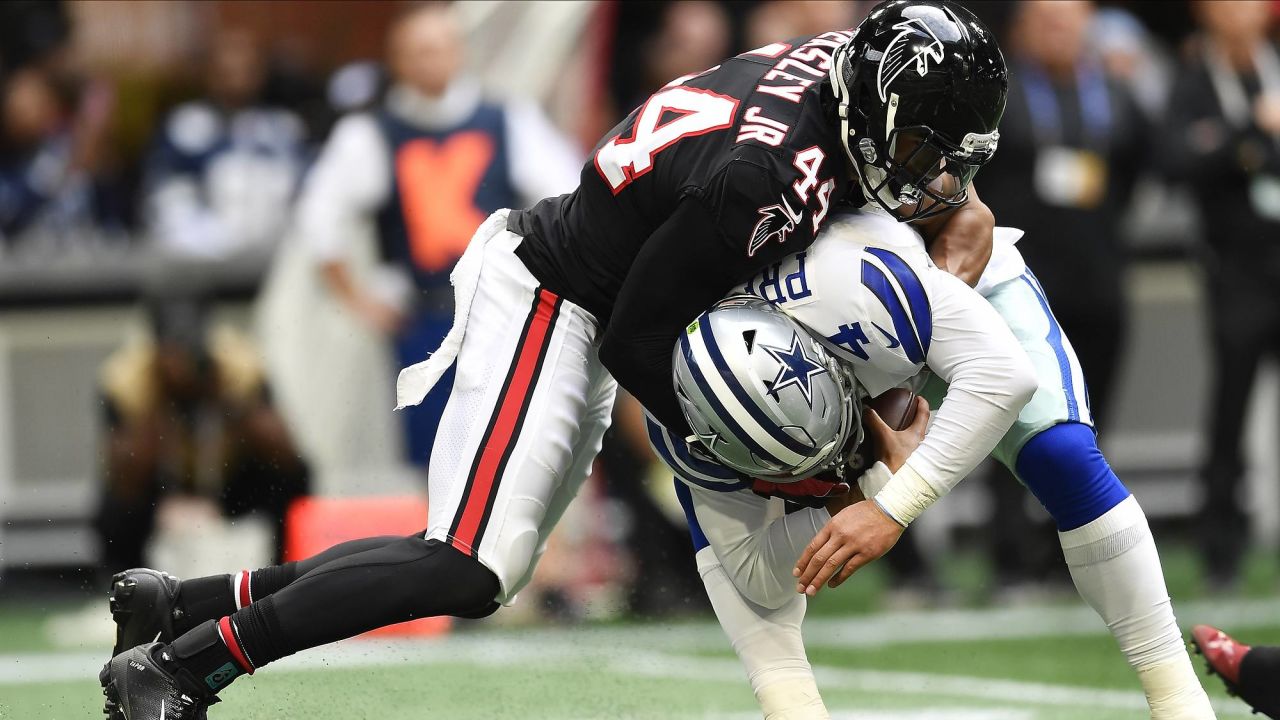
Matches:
[[497, 596, 1280, 652], [810, 665, 1254, 718], [0, 630, 1258, 717], [5, 598, 1273, 718], [614, 652, 1256, 717], [24, 596, 1280, 657], [801, 596, 1280, 649], [711, 711, 1034, 720]]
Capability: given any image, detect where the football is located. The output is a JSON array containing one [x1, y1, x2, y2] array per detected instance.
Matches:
[[868, 387, 919, 431], [845, 387, 919, 474]]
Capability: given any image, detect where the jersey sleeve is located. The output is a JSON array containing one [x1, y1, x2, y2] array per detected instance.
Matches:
[[696, 151, 819, 268], [766, 230, 1036, 515], [599, 198, 767, 436], [759, 220, 932, 397], [902, 270, 1037, 498]]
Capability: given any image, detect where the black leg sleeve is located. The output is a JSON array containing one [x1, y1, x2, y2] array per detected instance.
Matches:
[[228, 537, 499, 668], [249, 535, 406, 597], [175, 535, 407, 633]]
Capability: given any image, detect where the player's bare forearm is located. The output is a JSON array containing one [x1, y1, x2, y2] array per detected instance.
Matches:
[[915, 186, 994, 288]]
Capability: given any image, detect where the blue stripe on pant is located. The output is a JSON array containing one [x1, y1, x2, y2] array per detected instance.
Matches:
[[1019, 272, 1081, 423], [674, 479, 711, 551], [645, 416, 751, 492]]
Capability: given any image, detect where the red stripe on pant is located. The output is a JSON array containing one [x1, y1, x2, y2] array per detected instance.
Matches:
[[237, 571, 251, 609], [450, 289, 560, 554]]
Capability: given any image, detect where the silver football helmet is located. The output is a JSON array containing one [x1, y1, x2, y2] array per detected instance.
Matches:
[[673, 295, 860, 482]]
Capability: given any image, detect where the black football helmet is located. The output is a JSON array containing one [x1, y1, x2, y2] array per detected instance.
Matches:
[[830, 0, 1007, 221]]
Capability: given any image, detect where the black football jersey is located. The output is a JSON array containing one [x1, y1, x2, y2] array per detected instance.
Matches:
[[512, 31, 857, 322]]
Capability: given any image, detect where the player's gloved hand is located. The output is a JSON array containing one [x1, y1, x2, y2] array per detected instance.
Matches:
[[751, 475, 851, 508]]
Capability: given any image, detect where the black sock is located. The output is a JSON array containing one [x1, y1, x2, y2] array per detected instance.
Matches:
[[167, 619, 252, 697], [1239, 646, 1280, 716], [175, 575, 235, 637], [249, 563, 297, 598], [228, 596, 287, 669]]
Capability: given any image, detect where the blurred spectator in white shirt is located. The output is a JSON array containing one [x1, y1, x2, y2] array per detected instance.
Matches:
[[144, 29, 305, 259], [295, 2, 580, 468]]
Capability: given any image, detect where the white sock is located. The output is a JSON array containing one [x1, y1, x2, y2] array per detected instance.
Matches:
[[696, 547, 830, 720], [1059, 496, 1215, 720]]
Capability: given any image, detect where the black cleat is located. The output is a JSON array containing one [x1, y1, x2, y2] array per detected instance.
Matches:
[[109, 569, 183, 659], [100, 643, 217, 720]]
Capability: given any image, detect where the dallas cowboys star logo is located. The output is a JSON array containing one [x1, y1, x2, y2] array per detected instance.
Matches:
[[695, 428, 726, 452], [760, 333, 828, 406]]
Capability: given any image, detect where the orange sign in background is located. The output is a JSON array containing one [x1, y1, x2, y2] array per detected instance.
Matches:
[[284, 496, 450, 638], [396, 132, 495, 274]]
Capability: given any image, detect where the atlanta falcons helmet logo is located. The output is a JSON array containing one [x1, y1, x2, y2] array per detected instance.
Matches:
[[747, 197, 804, 257], [876, 18, 945, 103]]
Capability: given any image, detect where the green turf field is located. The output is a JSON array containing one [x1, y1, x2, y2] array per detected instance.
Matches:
[[3, 546, 1276, 719], [3, 594, 1276, 720]]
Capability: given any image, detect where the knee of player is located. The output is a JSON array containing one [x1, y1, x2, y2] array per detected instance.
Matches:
[[719, 546, 797, 611], [1015, 422, 1131, 531], [741, 576, 797, 611], [405, 538, 502, 616]]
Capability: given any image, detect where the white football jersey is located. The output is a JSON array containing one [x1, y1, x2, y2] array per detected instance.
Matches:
[[738, 210, 1024, 396], [731, 210, 1034, 498]]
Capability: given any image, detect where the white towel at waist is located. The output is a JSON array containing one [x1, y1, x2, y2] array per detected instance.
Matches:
[[395, 209, 511, 410]]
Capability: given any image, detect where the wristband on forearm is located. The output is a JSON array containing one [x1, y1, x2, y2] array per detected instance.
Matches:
[[855, 461, 891, 498], [872, 463, 939, 527]]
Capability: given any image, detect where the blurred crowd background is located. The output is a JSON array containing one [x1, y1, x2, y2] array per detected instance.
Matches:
[[3, 0, 1280, 629]]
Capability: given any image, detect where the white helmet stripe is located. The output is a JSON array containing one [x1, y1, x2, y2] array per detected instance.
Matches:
[[685, 325, 810, 468]]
